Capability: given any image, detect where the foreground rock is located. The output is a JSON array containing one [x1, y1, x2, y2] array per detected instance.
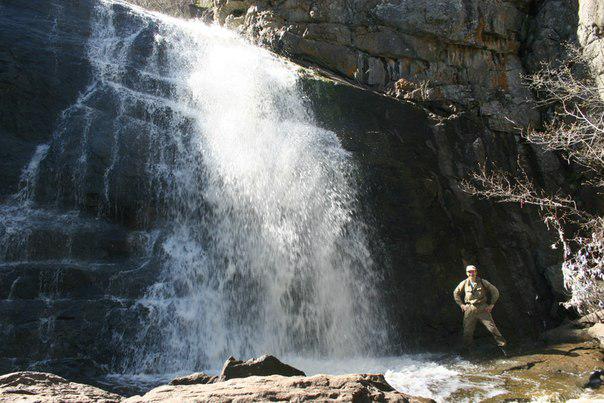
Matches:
[[542, 310, 604, 348], [170, 354, 306, 386], [126, 373, 433, 402], [220, 354, 306, 380], [0, 372, 121, 402], [170, 372, 218, 386]]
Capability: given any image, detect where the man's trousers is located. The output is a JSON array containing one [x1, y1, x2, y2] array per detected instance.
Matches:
[[463, 304, 507, 347]]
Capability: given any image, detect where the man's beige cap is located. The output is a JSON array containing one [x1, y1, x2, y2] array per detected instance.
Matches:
[[466, 265, 477, 273]]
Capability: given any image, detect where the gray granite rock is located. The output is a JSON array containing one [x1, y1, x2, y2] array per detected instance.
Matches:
[[169, 372, 219, 385], [198, 0, 540, 132], [219, 355, 306, 380], [125, 373, 432, 402], [0, 372, 122, 402], [578, 0, 604, 93]]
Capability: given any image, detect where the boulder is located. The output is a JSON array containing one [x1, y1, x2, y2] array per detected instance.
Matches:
[[125, 373, 433, 402], [219, 355, 306, 380], [578, 310, 604, 325], [169, 372, 219, 385], [587, 323, 604, 348], [541, 321, 593, 344], [0, 371, 122, 402], [583, 370, 603, 389]]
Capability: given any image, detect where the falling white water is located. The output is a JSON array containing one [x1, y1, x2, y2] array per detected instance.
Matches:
[[76, 0, 390, 373], [12, 144, 50, 206]]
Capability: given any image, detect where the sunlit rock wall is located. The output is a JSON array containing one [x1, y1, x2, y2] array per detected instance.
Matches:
[[579, 0, 604, 94], [191, 0, 540, 133]]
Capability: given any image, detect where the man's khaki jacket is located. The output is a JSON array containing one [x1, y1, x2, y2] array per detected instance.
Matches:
[[453, 277, 500, 307]]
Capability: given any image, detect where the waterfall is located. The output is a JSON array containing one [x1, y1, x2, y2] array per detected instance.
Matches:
[[1, 0, 390, 375]]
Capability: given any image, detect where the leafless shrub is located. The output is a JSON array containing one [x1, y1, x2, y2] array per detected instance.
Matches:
[[562, 216, 604, 314], [462, 45, 604, 316]]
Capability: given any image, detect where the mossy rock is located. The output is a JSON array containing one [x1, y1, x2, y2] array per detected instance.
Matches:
[[192, 0, 213, 11]]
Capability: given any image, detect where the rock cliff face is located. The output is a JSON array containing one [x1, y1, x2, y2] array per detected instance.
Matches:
[[179, 0, 604, 127], [0, 0, 91, 199], [195, 0, 540, 132], [300, 76, 560, 347], [124, 0, 604, 344], [579, 0, 604, 92]]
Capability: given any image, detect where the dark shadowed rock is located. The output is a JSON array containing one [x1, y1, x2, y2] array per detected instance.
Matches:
[[169, 372, 219, 385], [220, 355, 306, 380], [0, 0, 91, 198], [542, 312, 604, 348], [584, 370, 603, 389]]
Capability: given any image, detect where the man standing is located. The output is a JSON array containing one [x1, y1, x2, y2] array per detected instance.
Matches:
[[453, 265, 507, 354]]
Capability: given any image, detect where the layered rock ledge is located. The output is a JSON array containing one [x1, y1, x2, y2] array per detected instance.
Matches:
[[0, 372, 121, 402], [129, 0, 604, 135], [1, 347, 602, 402], [0, 356, 433, 402], [186, 0, 541, 131], [127, 373, 431, 402], [0, 371, 431, 402]]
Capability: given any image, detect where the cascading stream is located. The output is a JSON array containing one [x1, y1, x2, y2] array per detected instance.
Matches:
[[1, 0, 390, 375], [99, 1, 389, 373]]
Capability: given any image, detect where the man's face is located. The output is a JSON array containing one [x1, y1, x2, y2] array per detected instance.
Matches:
[[466, 268, 477, 280]]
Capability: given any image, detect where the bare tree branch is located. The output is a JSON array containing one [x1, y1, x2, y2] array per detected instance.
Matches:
[[463, 44, 604, 316]]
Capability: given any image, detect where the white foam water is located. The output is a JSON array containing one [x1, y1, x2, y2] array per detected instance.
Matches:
[[279, 356, 507, 402], [101, 354, 509, 401]]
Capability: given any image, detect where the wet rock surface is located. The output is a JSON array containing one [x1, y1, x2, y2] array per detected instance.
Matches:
[[464, 341, 604, 401], [0, 0, 91, 198], [0, 1, 161, 377]]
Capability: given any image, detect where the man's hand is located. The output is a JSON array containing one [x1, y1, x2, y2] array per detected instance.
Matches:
[[461, 304, 468, 312], [486, 305, 494, 313]]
